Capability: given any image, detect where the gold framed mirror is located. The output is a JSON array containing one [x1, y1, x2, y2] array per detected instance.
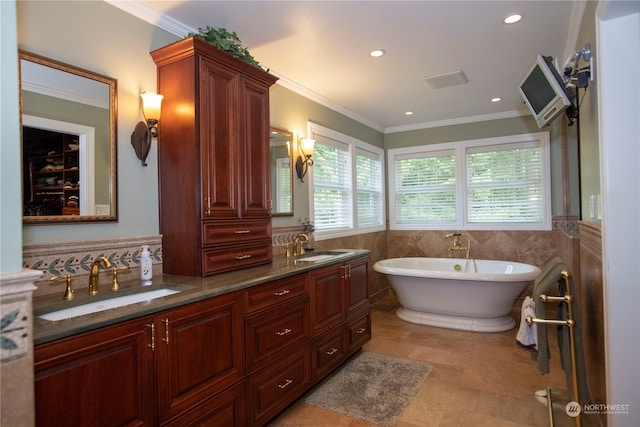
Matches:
[[19, 50, 117, 223], [270, 128, 293, 216]]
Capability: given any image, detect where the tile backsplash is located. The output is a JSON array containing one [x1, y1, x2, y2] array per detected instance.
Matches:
[[24, 235, 162, 297]]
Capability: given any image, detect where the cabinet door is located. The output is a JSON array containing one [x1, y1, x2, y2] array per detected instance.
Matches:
[[346, 256, 370, 316], [309, 264, 345, 336], [199, 58, 240, 220], [238, 76, 271, 218], [155, 292, 244, 423], [34, 317, 155, 427]]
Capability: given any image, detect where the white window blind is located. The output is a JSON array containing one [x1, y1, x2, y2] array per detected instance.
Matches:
[[466, 142, 544, 223], [313, 138, 352, 231], [356, 147, 383, 227], [394, 150, 457, 225]]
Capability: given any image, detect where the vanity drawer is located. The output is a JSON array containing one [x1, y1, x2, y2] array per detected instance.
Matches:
[[346, 309, 371, 355], [244, 274, 309, 315], [202, 219, 271, 246], [246, 345, 311, 426], [201, 241, 272, 275], [311, 327, 346, 382], [245, 297, 310, 374]]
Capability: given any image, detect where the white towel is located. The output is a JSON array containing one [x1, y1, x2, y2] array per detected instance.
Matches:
[[516, 296, 538, 350]]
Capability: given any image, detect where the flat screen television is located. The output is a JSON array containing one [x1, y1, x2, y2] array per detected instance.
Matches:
[[518, 55, 575, 128]]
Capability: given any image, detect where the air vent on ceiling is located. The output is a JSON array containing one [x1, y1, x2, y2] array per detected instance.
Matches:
[[424, 70, 468, 89]]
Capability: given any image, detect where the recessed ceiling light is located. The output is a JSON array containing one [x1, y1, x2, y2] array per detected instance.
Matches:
[[504, 14, 522, 24], [405, 111, 414, 116], [370, 49, 385, 58], [491, 97, 502, 102]]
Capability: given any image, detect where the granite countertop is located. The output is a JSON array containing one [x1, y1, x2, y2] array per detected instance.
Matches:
[[32, 249, 369, 345]]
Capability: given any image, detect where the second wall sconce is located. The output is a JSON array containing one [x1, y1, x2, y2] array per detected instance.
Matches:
[[131, 91, 163, 166], [295, 137, 315, 182]]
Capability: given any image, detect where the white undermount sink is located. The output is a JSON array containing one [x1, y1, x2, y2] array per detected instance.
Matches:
[[38, 288, 181, 322], [295, 254, 337, 262], [294, 250, 351, 263]]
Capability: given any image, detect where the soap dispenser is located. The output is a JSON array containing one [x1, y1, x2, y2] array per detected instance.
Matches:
[[140, 245, 153, 283]]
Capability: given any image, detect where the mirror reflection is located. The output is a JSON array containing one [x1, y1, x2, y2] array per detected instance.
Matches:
[[20, 50, 117, 223], [270, 128, 293, 216]]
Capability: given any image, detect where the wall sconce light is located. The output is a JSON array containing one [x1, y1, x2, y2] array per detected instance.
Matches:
[[131, 91, 163, 166], [295, 137, 315, 182]]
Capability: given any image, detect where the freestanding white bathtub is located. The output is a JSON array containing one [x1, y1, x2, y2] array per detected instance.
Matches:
[[373, 257, 541, 332]]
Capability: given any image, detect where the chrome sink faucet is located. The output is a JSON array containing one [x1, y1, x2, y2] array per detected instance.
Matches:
[[88, 256, 112, 295], [292, 233, 309, 256]]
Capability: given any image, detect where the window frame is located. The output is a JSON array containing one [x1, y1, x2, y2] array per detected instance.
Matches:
[[388, 132, 551, 231], [308, 122, 386, 240]]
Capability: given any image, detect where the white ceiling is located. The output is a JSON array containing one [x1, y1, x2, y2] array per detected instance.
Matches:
[[109, 0, 584, 133]]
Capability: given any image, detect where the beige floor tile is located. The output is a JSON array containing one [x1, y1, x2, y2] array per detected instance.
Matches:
[[270, 294, 576, 427]]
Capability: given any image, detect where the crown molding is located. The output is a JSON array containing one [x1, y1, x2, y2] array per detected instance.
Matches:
[[384, 110, 530, 134], [104, 0, 194, 36]]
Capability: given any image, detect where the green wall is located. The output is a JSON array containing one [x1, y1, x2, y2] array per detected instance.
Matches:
[[1, 0, 22, 273], [576, 0, 600, 222]]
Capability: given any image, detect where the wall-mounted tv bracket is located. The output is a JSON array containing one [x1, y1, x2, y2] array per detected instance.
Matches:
[[563, 43, 593, 89]]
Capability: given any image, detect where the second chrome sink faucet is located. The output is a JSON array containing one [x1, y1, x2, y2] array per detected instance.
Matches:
[[88, 256, 112, 295]]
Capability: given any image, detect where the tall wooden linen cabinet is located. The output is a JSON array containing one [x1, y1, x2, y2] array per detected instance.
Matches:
[[151, 37, 278, 276]]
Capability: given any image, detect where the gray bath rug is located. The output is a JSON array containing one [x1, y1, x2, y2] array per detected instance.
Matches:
[[304, 351, 432, 426]]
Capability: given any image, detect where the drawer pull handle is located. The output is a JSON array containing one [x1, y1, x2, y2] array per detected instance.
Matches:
[[236, 254, 252, 260], [275, 328, 292, 336], [326, 348, 338, 356], [162, 318, 169, 344], [356, 328, 366, 334], [277, 379, 293, 389], [234, 230, 251, 234], [273, 289, 290, 296], [146, 323, 155, 350]]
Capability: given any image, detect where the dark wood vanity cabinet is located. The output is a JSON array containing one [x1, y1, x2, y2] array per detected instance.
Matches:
[[309, 256, 371, 382], [34, 255, 371, 427], [34, 292, 244, 427], [34, 316, 156, 427], [150, 37, 278, 277]]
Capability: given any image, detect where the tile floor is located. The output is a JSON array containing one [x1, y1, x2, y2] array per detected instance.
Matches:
[[271, 294, 593, 427]]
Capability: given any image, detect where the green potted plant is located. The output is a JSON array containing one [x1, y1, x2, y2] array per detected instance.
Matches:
[[187, 26, 265, 69]]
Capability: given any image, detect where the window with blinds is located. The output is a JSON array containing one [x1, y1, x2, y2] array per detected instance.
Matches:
[[356, 147, 384, 228], [388, 133, 550, 230], [466, 142, 544, 223], [394, 150, 457, 226], [309, 123, 385, 239], [313, 140, 353, 231]]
